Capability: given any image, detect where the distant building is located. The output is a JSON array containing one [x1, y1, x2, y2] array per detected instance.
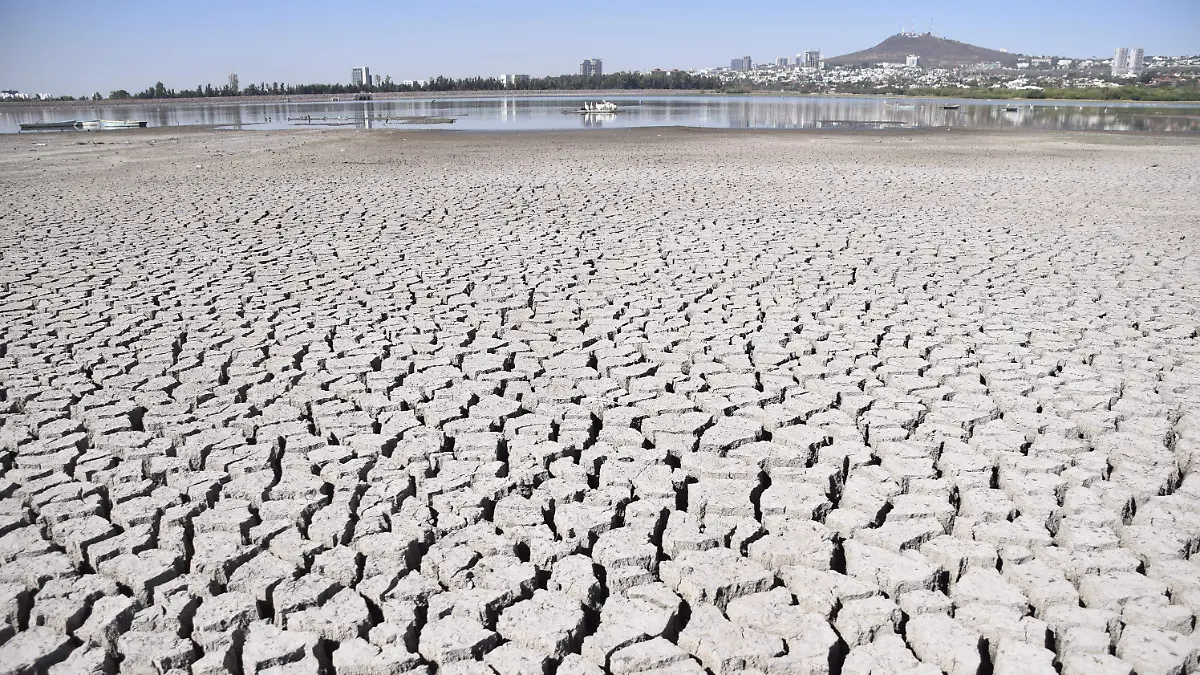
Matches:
[[906, 54, 920, 68], [1112, 48, 1130, 76], [580, 59, 603, 77], [1030, 58, 1052, 69], [804, 50, 821, 69], [1057, 59, 1074, 70], [776, 56, 789, 67], [501, 74, 531, 88], [730, 56, 753, 72], [351, 66, 371, 88], [1129, 48, 1145, 75], [228, 73, 239, 93]]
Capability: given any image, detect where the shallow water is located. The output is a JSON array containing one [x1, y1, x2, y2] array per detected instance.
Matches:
[[5, 95, 1199, 133]]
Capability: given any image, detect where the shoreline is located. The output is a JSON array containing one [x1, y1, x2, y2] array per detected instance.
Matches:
[[11, 125, 1200, 144], [4, 89, 1200, 110]]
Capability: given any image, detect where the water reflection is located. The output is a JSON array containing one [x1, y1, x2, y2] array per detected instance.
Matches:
[[3, 96, 1198, 134]]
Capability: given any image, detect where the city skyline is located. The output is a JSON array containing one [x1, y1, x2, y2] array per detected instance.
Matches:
[[1, 0, 1198, 94]]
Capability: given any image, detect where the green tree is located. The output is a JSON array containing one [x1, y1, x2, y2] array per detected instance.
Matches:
[[109, 89, 131, 99]]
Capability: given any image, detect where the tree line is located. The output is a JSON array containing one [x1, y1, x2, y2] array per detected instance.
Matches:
[[95, 72, 721, 101]]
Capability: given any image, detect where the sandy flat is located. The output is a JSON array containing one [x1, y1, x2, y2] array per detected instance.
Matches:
[[1, 127, 1199, 674]]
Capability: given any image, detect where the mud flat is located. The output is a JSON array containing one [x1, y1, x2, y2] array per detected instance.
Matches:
[[1, 127, 1200, 675]]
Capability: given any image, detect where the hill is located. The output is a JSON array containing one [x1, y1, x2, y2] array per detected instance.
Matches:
[[827, 33, 1022, 68]]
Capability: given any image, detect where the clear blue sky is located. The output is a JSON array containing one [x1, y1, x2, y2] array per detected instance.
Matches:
[[2, 0, 1196, 95]]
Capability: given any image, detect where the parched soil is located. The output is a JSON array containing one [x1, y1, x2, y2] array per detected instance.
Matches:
[[1, 127, 1199, 675]]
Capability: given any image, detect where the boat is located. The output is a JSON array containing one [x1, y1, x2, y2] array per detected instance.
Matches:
[[88, 120, 147, 130], [19, 120, 79, 131], [942, 104, 961, 110], [569, 100, 619, 114], [1003, 106, 1019, 112], [21, 119, 148, 131]]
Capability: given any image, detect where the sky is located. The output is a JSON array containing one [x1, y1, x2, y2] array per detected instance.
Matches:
[[2, 0, 1197, 95]]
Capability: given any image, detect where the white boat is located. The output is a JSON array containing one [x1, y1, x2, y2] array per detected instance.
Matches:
[[99, 120, 147, 129], [78, 120, 148, 130]]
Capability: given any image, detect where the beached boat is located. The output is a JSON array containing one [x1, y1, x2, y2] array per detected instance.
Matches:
[[569, 100, 619, 114], [96, 120, 147, 129], [942, 104, 961, 110], [22, 119, 147, 131], [19, 120, 80, 131], [1003, 106, 1019, 112]]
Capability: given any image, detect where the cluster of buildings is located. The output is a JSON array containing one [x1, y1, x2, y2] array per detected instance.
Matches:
[[579, 59, 604, 77], [350, 66, 395, 88], [705, 46, 1196, 93], [1112, 48, 1145, 77], [0, 90, 53, 100], [743, 51, 822, 72]]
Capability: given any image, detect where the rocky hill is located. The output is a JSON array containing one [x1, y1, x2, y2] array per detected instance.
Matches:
[[827, 33, 1022, 68]]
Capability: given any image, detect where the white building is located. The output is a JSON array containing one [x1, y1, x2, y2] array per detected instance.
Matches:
[[1113, 48, 1130, 76], [500, 74, 530, 88], [1129, 48, 1145, 75], [906, 54, 920, 68], [351, 66, 371, 87]]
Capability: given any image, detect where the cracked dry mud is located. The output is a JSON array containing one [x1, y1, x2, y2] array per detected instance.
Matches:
[[1, 127, 1199, 675]]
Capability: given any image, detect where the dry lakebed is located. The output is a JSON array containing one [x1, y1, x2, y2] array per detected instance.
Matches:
[[1, 127, 1199, 675]]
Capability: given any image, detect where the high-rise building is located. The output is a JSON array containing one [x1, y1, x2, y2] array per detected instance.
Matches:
[[906, 55, 920, 68], [804, 51, 821, 70], [580, 59, 603, 77], [501, 74, 531, 88], [1112, 48, 1130, 76], [743, 56, 752, 71], [1129, 48, 1145, 75], [776, 56, 789, 67], [351, 66, 371, 87], [730, 58, 743, 72]]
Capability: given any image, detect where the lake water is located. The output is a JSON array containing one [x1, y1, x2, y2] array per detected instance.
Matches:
[[4, 95, 1199, 134]]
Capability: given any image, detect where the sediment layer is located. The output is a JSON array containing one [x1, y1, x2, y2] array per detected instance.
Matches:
[[1, 128, 1199, 674]]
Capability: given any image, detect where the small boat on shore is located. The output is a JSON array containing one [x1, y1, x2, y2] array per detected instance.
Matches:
[[20, 119, 147, 131], [942, 104, 961, 110], [19, 120, 79, 131], [1003, 106, 1019, 112], [89, 120, 147, 130], [106, 120, 146, 129]]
